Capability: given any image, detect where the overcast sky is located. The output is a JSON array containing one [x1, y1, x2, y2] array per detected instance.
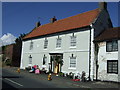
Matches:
[[2, 2, 118, 37]]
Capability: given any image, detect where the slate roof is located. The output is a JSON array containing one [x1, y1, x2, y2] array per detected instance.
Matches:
[[94, 27, 120, 42], [23, 8, 100, 40]]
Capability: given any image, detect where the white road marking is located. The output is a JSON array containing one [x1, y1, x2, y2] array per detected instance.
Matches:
[[4, 78, 23, 87]]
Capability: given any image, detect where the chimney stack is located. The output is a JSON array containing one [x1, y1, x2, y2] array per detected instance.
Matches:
[[36, 21, 41, 28], [99, 2, 107, 11], [50, 16, 57, 23]]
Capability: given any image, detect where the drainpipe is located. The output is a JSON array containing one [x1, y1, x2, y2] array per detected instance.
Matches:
[[95, 43, 99, 81], [20, 41, 24, 69], [89, 26, 92, 81], [89, 24, 95, 81]]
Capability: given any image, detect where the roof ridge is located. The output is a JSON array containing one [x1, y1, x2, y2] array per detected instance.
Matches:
[[57, 8, 99, 22], [37, 8, 99, 27]]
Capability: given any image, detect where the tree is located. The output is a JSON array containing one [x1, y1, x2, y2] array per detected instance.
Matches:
[[15, 33, 26, 43]]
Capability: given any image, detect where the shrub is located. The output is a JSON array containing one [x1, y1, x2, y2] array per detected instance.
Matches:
[[5, 59, 12, 66]]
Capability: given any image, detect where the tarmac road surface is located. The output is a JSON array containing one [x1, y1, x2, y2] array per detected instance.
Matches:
[[1, 68, 59, 89]]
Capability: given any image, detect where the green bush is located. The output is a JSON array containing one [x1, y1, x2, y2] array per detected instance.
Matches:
[[5, 59, 12, 66]]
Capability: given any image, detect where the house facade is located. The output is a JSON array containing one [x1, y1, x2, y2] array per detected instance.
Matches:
[[94, 27, 120, 82], [20, 2, 113, 81]]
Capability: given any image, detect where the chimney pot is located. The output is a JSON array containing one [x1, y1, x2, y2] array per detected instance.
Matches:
[[50, 16, 57, 23], [99, 2, 107, 11], [36, 21, 41, 28]]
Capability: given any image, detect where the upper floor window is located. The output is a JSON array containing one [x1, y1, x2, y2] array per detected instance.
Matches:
[[44, 38, 48, 49], [69, 54, 76, 68], [107, 60, 118, 74], [106, 40, 118, 52], [30, 41, 33, 50], [56, 36, 62, 48], [70, 33, 76, 47]]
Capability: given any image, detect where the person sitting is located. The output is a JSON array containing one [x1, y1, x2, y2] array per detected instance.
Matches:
[[33, 65, 37, 69], [29, 66, 35, 73], [35, 67, 40, 74]]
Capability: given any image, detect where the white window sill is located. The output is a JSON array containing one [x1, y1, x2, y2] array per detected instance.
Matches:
[[68, 67, 76, 70], [44, 49, 48, 50], [28, 64, 32, 66], [69, 46, 76, 49], [56, 48, 61, 50]]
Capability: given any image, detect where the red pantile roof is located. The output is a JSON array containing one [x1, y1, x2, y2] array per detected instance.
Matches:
[[23, 9, 100, 39], [94, 27, 120, 42]]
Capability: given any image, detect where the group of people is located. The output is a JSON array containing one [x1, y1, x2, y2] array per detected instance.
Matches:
[[29, 65, 40, 74]]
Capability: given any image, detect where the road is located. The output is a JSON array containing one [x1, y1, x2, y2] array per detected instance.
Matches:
[[1, 68, 59, 89], [1, 68, 119, 89]]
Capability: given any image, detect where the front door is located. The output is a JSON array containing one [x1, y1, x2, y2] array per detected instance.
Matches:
[[50, 54, 63, 74]]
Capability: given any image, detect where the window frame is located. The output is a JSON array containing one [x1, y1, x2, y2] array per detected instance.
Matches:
[[70, 33, 76, 47], [29, 55, 32, 64], [43, 55, 47, 65], [29, 41, 33, 50], [44, 38, 48, 49], [107, 60, 118, 74], [56, 37, 62, 48], [106, 40, 118, 52], [69, 54, 76, 69]]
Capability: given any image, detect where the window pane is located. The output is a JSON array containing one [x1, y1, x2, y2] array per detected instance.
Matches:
[[106, 40, 118, 52], [70, 36, 76, 47], [112, 41, 118, 51], [107, 42, 112, 51], [70, 57, 76, 68], [56, 38, 61, 48], [44, 39, 48, 49], [107, 60, 118, 74], [29, 57, 32, 64], [30, 42, 33, 50]]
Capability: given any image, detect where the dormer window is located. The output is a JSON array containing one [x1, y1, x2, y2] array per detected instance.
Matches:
[[56, 36, 62, 48], [70, 33, 76, 47], [30, 41, 33, 50], [44, 38, 48, 49]]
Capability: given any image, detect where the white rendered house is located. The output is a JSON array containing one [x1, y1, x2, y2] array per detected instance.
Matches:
[[20, 2, 113, 81], [94, 27, 120, 82]]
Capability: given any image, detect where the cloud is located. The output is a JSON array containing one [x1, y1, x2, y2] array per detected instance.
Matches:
[[0, 33, 16, 46]]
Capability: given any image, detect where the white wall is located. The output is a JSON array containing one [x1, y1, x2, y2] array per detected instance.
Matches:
[[20, 29, 90, 76], [97, 41, 118, 82], [118, 40, 120, 82]]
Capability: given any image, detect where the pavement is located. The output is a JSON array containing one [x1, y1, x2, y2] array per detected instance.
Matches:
[[2, 66, 120, 88]]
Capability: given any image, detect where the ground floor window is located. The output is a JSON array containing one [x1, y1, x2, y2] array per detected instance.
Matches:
[[29, 55, 32, 64], [43, 55, 47, 65], [70, 54, 76, 68], [107, 60, 118, 74]]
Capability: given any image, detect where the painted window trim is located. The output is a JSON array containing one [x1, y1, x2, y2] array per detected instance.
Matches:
[[107, 60, 118, 74], [55, 47, 61, 50], [69, 46, 77, 49], [56, 37, 62, 48], [44, 38, 48, 49], [43, 55, 47, 65], [69, 54, 77, 69], [106, 40, 118, 52], [70, 33, 77, 47], [68, 67, 76, 70], [29, 41, 33, 50], [29, 55, 32, 64]]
